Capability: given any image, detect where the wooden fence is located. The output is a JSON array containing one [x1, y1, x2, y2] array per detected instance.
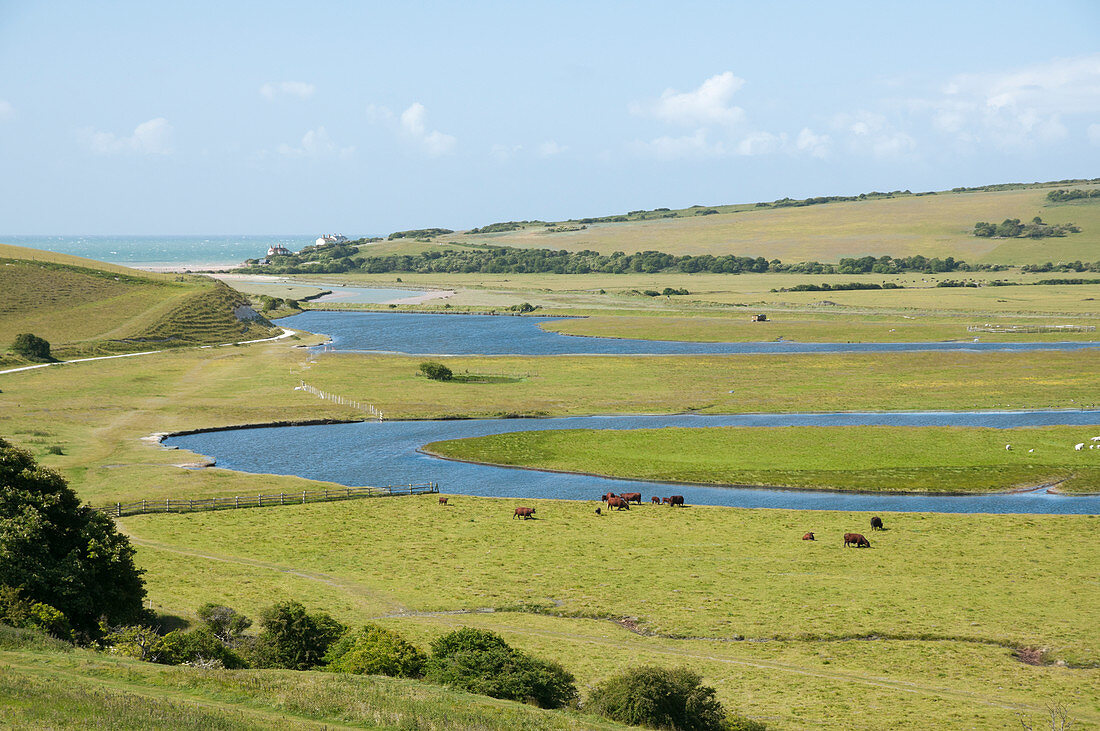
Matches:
[[298, 381, 383, 419], [99, 482, 438, 517]]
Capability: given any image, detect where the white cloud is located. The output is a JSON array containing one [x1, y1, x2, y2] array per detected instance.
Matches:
[[276, 126, 354, 158], [832, 111, 916, 159], [1089, 123, 1100, 146], [537, 140, 567, 157], [918, 54, 1100, 149], [736, 131, 785, 156], [83, 117, 173, 155], [632, 130, 725, 160], [0, 99, 12, 121], [795, 127, 830, 158], [260, 81, 315, 100], [633, 71, 746, 127], [399, 102, 456, 156]]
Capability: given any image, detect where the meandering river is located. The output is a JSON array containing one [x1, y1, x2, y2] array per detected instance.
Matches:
[[280, 310, 1100, 356], [167, 411, 1100, 514]]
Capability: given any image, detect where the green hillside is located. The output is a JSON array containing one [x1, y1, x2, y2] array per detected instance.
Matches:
[[446, 181, 1100, 264], [0, 629, 625, 730], [0, 244, 278, 362]]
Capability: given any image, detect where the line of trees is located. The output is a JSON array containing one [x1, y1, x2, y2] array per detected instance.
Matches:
[[1046, 188, 1100, 203], [973, 217, 1080, 239], [240, 245, 992, 277]]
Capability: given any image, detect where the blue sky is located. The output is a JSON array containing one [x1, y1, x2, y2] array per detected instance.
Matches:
[[1, 1, 1099, 235]]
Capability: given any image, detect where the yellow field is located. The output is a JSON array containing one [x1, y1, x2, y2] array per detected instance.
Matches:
[[446, 185, 1100, 264]]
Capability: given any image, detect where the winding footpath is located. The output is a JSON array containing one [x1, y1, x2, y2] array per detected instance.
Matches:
[[0, 328, 296, 376]]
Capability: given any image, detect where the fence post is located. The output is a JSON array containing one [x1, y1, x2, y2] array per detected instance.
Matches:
[[280, 493, 285, 505], [142, 499, 147, 514], [189, 499, 194, 512], [346, 487, 350, 499], [166, 498, 170, 513], [302, 491, 306, 504], [236, 496, 239, 508], [116, 502, 121, 517], [258, 494, 262, 507]]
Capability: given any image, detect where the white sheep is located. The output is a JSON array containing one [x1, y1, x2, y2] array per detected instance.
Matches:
[[1005, 444, 1012, 450], [1075, 443, 1085, 451], [1091, 436, 1100, 441]]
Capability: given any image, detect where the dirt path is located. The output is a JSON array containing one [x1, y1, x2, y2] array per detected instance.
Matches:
[[0, 328, 297, 376]]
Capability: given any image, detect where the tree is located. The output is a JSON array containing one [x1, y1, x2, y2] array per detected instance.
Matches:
[[11, 333, 52, 361], [586, 665, 763, 731], [425, 627, 577, 708], [419, 361, 453, 381], [161, 626, 247, 669], [0, 438, 146, 639], [196, 603, 251, 646], [250, 600, 344, 670], [324, 623, 426, 677]]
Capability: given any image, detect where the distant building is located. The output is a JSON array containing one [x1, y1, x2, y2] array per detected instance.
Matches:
[[267, 245, 292, 257], [314, 233, 349, 246], [751, 314, 767, 322]]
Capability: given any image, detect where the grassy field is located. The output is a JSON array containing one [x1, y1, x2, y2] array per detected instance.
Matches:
[[0, 249, 278, 362], [119, 496, 1100, 729], [443, 183, 1100, 264], [424, 425, 1100, 493], [0, 632, 626, 730]]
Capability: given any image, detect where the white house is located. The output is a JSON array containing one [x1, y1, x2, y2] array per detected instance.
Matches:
[[267, 245, 292, 256], [314, 233, 349, 246]]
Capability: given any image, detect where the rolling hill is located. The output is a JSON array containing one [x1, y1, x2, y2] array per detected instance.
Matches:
[[0, 243, 279, 362], [444, 181, 1100, 265]]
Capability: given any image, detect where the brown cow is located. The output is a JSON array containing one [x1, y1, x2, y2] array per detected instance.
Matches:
[[620, 492, 642, 504], [844, 532, 871, 548], [870, 516, 884, 531], [513, 507, 536, 520], [602, 492, 618, 502], [438, 497, 448, 505], [665, 495, 685, 507], [802, 532, 815, 541], [651, 496, 661, 504], [606, 496, 630, 510]]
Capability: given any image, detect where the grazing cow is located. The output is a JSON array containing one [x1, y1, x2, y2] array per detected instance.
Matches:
[[802, 532, 815, 541], [652, 496, 662, 504], [666, 495, 685, 507], [513, 506, 536, 520], [595, 507, 602, 516], [438, 497, 448, 506], [620, 492, 642, 504], [870, 516, 884, 531], [1075, 443, 1085, 451], [844, 532, 871, 548], [602, 492, 618, 502], [606, 496, 630, 510]]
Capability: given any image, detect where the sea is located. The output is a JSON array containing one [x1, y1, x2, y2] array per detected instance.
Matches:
[[0, 235, 321, 269]]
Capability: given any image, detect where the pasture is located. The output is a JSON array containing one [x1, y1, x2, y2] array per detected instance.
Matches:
[[424, 425, 1100, 493], [121, 495, 1100, 729], [444, 183, 1100, 264]]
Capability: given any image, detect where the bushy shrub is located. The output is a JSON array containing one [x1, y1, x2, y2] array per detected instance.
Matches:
[[419, 361, 453, 381], [11, 333, 51, 361], [324, 623, 426, 677], [425, 627, 577, 708], [0, 585, 71, 640], [585, 665, 762, 731], [249, 600, 344, 670], [161, 626, 247, 669], [105, 625, 167, 662]]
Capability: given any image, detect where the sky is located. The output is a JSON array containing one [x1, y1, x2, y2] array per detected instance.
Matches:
[[1, 0, 1099, 235]]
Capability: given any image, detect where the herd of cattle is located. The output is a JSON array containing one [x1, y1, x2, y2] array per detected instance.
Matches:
[[495, 493, 889, 548]]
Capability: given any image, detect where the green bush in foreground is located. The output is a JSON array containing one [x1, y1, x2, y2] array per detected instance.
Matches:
[[249, 600, 344, 670], [419, 361, 453, 381], [11, 332, 52, 361], [586, 665, 765, 731], [161, 626, 247, 669], [426, 627, 577, 709], [324, 623, 426, 677]]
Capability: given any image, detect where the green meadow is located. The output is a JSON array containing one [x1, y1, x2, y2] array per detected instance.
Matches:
[[424, 425, 1100, 493], [119, 496, 1100, 729]]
